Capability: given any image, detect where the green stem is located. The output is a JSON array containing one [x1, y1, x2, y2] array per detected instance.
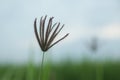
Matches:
[[96, 63, 103, 80], [40, 52, 45, 80]]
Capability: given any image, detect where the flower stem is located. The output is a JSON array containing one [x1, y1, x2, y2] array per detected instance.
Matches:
[[40, 52, 45, 80]]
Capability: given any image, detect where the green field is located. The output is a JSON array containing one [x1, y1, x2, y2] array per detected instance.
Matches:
[[0, 60, 120, 80]]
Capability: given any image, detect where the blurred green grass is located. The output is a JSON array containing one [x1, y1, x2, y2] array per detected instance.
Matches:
[[0, 60, 120, 80]]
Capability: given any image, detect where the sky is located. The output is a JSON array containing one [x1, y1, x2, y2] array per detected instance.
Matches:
[[0, 0, 120, 63]]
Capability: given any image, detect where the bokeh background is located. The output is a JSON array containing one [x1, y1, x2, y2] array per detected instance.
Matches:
[[0, 0, 120, 80]]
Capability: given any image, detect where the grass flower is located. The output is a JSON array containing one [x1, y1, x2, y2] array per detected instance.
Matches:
[[34, 15, 69, 80], [34, 15, 69, 52]]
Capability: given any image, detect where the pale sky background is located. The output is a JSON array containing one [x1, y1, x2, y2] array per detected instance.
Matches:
[[0, 0, 120, 63]]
